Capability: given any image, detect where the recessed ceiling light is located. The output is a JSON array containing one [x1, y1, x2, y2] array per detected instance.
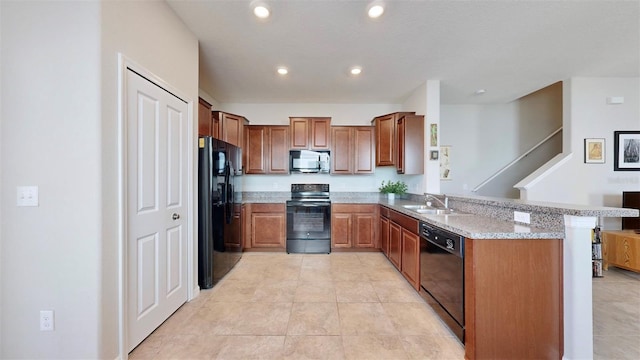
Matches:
[[253, 4, 270, 19], [277, 67, 288, 75], [350, 67, 362, 75], [367, 3, 384, 18], [475, 89, 486, 95]]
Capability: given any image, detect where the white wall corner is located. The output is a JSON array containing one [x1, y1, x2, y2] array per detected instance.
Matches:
[[425, 80, 441, 194], [514, 152, 573, 191], [562, 79, 573, 153]]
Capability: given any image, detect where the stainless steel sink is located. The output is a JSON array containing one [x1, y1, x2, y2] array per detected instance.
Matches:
[[415, 208, 455, 215], [402, 204, 468, 216], [402, 205, 431, 210]]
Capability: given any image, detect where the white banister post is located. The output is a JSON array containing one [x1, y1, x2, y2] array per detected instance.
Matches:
[[563, 215, 597, 360]]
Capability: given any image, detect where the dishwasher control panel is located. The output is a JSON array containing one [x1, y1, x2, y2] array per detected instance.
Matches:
[[420, 223, 464, 257]]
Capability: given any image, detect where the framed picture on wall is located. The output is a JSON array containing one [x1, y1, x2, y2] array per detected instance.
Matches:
[[614, 131, 640, 171], [430, 150, 439, 160], [440, 145, 451, 180], [584, 138, 605, 164], [430, 124, 438, 146]]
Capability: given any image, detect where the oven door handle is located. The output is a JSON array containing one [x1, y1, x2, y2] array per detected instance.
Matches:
[[288, 203, 331, 207]]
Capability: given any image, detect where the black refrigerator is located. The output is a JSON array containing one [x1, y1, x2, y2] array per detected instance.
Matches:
[[198, 136, 243, 289]]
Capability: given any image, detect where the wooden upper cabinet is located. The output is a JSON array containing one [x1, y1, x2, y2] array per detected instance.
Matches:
[[268, 126, 289, 173], [290, 118, 309, 149], [331, 126, 375, 175], [354, 127, 375, 174], [371, 112, 415, 166], [289, 117, 331, 150], [244, 126, 267, 174], [310, 118, 330, 149], [244, 125, 289, 174], [397, 115, 424, 175], [212, 111, 249, 148], [198, 98, 213, 136], [330, 127, 352, 174]]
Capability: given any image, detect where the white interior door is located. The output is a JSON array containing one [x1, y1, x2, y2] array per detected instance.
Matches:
[[126, 69, 188, 351]]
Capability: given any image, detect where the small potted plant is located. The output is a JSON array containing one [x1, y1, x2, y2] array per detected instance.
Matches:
[[379, 180, 408, 201]]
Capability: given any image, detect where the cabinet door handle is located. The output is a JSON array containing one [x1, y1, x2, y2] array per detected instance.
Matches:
[[172, 213, 180, 220]]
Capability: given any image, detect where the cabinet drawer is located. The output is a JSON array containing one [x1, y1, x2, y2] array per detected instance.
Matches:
[[332, 204, 377, 213], [380, 205, 390, 218], [389, 210, 419, 234], [251, 203, 285, 213]]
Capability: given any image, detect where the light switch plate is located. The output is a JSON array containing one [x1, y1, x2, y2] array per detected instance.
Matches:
[[17, 186, 39, 207], [514, 211, 531, 224], [607, 96, 624, 104]]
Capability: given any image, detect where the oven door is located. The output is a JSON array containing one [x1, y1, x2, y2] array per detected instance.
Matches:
[[286, 201, 331, 240]]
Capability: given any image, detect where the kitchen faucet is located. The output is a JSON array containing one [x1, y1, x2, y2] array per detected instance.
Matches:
[[424, 193, 448, 209]]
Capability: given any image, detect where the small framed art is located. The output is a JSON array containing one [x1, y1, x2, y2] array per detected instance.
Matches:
[[430, 150, 439, 160], [614, 131, 640, 171], [584, 138, 605, 164], [440, 145, 451, 180]]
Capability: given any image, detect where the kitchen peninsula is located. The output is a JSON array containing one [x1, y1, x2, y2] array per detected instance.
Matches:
[[242, 190, 638, 360], [382, 194, 637, 360]]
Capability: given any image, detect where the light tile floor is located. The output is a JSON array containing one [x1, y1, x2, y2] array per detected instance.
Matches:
[[130, 252, 640, 360], [129, 252, 465, 359], [593, 266, 640, 360]]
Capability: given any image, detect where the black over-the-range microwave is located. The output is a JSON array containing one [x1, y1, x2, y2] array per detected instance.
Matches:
[[289, 150, 330, 174]]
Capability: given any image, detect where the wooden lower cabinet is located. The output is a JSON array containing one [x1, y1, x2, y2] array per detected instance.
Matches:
[[380, 215, 389, 257], [331, 204, 378, 249], [602, 230, 640, 272], [379, 205, 421, 290], [388, 221, 402, 269], [223, 203, 243, 251], [331, 213, 352, 248], [464, 238, 563, 360], [400, 230, 420, 290], [244, 203, 286, 249]]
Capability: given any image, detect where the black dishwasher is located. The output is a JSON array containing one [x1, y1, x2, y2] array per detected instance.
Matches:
[[419, 222, 465, 342]]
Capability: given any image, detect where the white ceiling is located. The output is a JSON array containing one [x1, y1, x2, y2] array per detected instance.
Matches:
[[166, 0, 640, 105]]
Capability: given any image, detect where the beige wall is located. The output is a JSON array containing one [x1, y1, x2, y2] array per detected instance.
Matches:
[[1, 1, 102, 357], [440, 82, 563, 197], [525, 77, 640, 229], [1, 1, 198, 358]]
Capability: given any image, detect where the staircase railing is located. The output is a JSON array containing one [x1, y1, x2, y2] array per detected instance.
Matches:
[[472, 127, 563, 193]]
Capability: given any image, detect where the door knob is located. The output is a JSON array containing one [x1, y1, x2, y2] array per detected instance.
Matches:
[[172, 213, 180, 220]]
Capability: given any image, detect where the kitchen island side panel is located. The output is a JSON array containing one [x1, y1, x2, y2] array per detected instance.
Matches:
[[464, 238, 563, 360]]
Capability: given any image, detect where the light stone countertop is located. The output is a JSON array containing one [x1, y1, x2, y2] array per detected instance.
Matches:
[[446, 193, 639, 218], [240, 191, 638, 240], [379, 198, 564, 239]]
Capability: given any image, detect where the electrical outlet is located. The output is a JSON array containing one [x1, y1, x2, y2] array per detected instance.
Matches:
[[40, 310, 54, 331], [514, 211, 531, 224]]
